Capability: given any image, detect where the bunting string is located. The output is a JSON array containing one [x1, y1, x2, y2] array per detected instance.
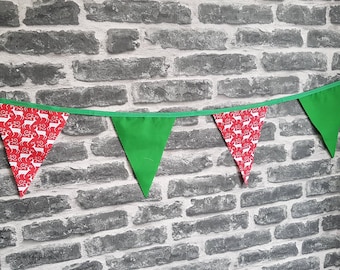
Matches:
[[0, 81, 339, 118]]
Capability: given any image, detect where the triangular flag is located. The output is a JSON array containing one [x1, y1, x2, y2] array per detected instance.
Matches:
[[111, 117, 175, 197], [0, 104, 69, 197], [299, 86, 340, 157], [213, 107, 267, 185]]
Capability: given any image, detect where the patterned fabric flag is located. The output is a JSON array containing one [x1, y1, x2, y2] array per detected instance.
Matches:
[[111, 117, 175, 197], [213, 107, 267, 185], [0, 104, 69, 197]]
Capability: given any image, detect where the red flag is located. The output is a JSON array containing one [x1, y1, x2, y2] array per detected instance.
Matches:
[[213, 107, 267, 185], [0, 104, 69, 197]]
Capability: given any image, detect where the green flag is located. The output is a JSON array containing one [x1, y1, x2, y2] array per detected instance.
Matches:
[[299, 85, 340, 157], [111, 117, 175, 197]]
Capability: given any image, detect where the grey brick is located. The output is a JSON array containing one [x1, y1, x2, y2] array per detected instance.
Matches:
[[85, 1, 191, 24], [254, 145, 287, 164], [0, 63, 65, 87], [175, 54, 256, 76], [307, 175, 340, 196], [302, 236, 340, 254], [173, 213, 248, 241], [241, 184, 302, 207], [107, 29, 139, 54], [0, 31, 99, 55], [106, 243, 198, 269], [0, 148, 9, 169], [158, 155, 213, 176], [146, 29, 227, 50], [0, 175, 17, 197], [167, 259, 230, 270], [292, 140, 315, 160], [73, 57, 167, 82], [166, 129, 225, 150], [63, 261, 103, 270], [186, 194, 237, 216], [308, 30, 340, 48], [274, 220, 319, 239], [205, 230, 271, 255], [87, 162, 129, 182], [168, 175, 235, 198], [132, 80, 212, 104], [0, 195, 70, 223], [277, 4, 326, 25], [85, 227, 167, 257], [0, 227, 16, 248], [260, 122, 276, 141], [36, 86, 127, 107], [198, 4, 273, 24], [279, 118, 317, 136], [6, 243, 81, 270], [332, 52, 340, 70], [226, 172, 263, 188], [322, 215, 340, 231], [291, 196, 340, 218], [0, 91, 30, 101], [262, 257, 320, 270], [254, 206, 287, 225], [324, 252, 340, 268], [268, 159, 332, 183], [217, 150, 237, 167], [91, 136, 124, 157], [0, 1, 19, 27], [133, 202, 182, 225], [159, 107, 198, 126], [267, 101, 304, 118], [76, 184, 161, 209], [238, 243, 298, 266], [304, 74, 340, 90], [262, 52, 327, 71], [236, 28, 303, 47], [40, 167, 87, 187], [62, 115, 107, 136], [23, 211, 127, 241], [24, 0, 80, 25], [44, 142, 88, 165], [218, 76, 299, 98], [330, 5, 340, 24]]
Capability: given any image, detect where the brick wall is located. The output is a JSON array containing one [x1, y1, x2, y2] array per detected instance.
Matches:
[[0, 0, 339, 269]]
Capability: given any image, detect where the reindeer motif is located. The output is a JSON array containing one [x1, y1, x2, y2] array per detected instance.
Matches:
[[19, 147, 32, 160], [35, 124, 47, 137], [243, 155, 254, 168], [233, 150, 243, 163], [250, 109, 259, 117], [48, 119, 61, 130], [242, 129, 252, 140], [23, 119, 36, 127], [37, 111, 49, 121], [242, 115, 251, 127], [242, 143, 252, 154], [12, 107, 24, 118], [17, 164, 31, 177], [8, 121, 21, 135], [231, 112, 242, 121], [33, 141, 45, 153], [222, 118, 233, 129], [7, 138, 19, 151]]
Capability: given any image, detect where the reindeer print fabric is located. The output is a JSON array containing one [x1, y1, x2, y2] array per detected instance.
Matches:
[[0, 104, 69, 197], [213, 107, 267, 185]]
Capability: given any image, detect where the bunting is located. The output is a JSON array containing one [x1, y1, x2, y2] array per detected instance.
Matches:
[[0, 81, 338, 198], [0, 104, 68, 197], [111, 117, 175, 197], [213, 107, 267, 185]]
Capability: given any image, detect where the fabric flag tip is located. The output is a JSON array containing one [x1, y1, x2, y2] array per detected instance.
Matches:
[[111, 117, 175, 197]]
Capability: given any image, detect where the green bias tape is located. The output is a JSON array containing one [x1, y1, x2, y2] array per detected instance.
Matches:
[[0, 81, 339, 118]]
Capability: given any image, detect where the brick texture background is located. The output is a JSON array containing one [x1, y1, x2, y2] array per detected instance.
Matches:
[[0, 0, 339, 269]]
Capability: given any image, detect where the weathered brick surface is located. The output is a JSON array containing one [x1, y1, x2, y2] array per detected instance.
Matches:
[[0, 196, 70, 223], [241, 185, 302, 207], [262, 52, 327, 71], [205, 230, 271, 255], [0, 63, 65, 87], [24, 0, 80, 25], [73, 57, 167, 81], [0, 227, 16, 248], [147, 29, 227, 50], [277, 5, 326, 25], [173, 213, 248, 240], [85, 227, 167, 256], [0, 1, 338, 269], [0, 1, 19, 27], [132, 80, 212, 104], [5, 243, 81, 270], [106, 243, 199, 269], [198, 4, 273, 24], [85, 1, 191, 24], [0, 31, 99, 55]]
